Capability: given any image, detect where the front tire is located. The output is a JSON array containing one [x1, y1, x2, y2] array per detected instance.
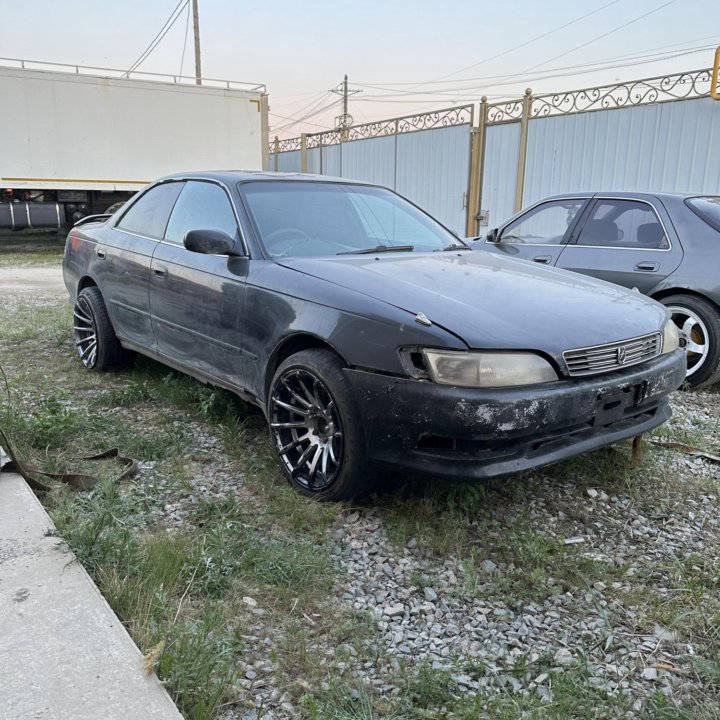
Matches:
[[660, 294, 720, 389], [73, 286, 124, 371], [267, 349, 369, 501]]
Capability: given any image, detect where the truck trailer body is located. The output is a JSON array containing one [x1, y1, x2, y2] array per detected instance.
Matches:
[[0, 60, 268, 228]]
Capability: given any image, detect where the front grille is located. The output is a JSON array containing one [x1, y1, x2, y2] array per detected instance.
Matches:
[[563, 332, 662, 377]]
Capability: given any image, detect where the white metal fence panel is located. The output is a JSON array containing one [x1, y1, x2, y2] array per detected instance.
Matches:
[[482, 123, 521, 229], [395, 125, 471, 234], [341, 136, 397, 187], [524, 97, 720, 207], [277, 150, 301, 172]]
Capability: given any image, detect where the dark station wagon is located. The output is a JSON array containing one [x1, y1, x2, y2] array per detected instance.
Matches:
[[63, 173, 686, 500]]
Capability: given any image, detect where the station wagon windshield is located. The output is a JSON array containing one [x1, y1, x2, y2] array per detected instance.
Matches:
[[239, 181, 461, 257]]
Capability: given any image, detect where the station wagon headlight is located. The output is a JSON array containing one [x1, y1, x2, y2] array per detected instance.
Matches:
[[421, 350, 558, 388], [661, 319, 680, 354]]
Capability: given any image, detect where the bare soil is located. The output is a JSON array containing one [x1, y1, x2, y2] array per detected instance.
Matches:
[[0, 266, 66, 296]]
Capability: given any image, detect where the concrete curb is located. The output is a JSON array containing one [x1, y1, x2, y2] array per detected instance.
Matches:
[[0, 469, 184, 720]]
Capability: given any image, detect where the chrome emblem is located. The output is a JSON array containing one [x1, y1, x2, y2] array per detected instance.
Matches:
[[616, 346, 627, 365]]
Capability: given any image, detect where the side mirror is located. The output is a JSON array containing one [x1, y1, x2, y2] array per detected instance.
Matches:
[[486, 227, 500, 243], [184, 229, 237, 256]]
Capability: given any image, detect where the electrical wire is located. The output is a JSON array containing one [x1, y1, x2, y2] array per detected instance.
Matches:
[[178, 1, 191, 78], [356, 34, 718, 90], [125, 0, 189, 76], [353, 42, 713, 100], [520, 0, 678, 74], [271, 96, 340, 134], [425, 0, 625, 85]]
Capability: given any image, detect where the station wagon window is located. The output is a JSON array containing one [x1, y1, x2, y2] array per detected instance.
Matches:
[[116, 182, 183, 239], [498, 200, 585, 245], [165, 181, 238, 245], [576, 200, 669, 249]]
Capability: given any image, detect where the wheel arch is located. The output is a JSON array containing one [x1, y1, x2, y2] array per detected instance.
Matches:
[[264, 333, 348, 403], [77, 275, 98, 294], [651, 288, 720, 314]]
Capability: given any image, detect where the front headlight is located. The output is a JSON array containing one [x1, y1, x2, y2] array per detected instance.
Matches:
[[661, 319, 680, 354], [421, 349, 558, 388]]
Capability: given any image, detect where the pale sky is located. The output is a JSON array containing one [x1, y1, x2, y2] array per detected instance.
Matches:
[[1, 0, 717, 138]]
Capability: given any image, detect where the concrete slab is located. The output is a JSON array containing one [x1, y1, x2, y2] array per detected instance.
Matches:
[[0, 469, 184, 720]]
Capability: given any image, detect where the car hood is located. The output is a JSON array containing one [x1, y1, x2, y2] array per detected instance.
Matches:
[[277, 252, 668, 359]]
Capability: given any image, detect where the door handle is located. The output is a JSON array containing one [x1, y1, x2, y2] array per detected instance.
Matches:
[[96, 248, 106, 259], [634, 262, 659, 272], [533, 255, 552, 264], [153, 266, 168, 279]]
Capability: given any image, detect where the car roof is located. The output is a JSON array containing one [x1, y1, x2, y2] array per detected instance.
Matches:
[[537, 190, 718, 202]]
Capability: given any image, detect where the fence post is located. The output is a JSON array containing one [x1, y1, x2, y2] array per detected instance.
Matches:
[[300, 133, 308, 173], [273, 136, 280, 172], [260, 94, 270, 170], [513, 88, 532, 213], [466, 96, 488, 237]]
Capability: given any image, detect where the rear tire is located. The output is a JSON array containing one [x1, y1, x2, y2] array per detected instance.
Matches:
[[660, 294, 720, 389], [267, 349, 369, 501], [73, 287, 124, 371]]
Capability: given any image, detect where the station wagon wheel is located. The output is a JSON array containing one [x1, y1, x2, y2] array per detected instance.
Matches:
[[73, 286, 124, 371], [661, 294, 720, 390], [268, 349, 367, 500]]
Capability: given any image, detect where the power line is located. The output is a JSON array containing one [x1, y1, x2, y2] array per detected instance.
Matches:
[[426, 0, 624, 85], [125, 0, 189, 76], [522, 0, 678, 74], [356, 34, 718, 90], [271, 96, 340, 134], [178, 1, 191, 77], [354, 42, 713, 100]]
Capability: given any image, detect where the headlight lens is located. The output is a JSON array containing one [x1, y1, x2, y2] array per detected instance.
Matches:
[[422, 350, 557, 388], [661, 319, 680, 354]]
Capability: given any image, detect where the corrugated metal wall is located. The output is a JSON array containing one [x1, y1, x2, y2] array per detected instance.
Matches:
[[396, 125, 471, 232], [269, 125, 472, 234], [525, 97, 720, 206], [271, 89, 719, 234], [276, 149, 301, 172], [481, 123, 521, 229]]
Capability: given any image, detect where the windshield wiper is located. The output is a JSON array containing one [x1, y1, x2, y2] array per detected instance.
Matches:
[[438, 242, 471, 251], [337, 244, 414, 255]]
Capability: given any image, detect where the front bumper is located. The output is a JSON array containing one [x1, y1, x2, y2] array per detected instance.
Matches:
[[344, 349, 686, 479]]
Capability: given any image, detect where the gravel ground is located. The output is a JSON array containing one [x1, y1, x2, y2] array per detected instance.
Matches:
[[197, 390, 718, 719]]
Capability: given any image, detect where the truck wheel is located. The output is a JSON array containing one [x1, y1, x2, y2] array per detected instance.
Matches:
[[661, 294, 720, 389], [73, 287, 124, 371], [268, 349, 369, 501]]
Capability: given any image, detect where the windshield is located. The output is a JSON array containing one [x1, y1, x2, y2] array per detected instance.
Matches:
[[686, 196, 720, 233], [239, 181, 461, 257]]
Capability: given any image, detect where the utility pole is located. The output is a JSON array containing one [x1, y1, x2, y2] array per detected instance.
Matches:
[[192, 0, 202, 85], [330, 74, 361, 134]]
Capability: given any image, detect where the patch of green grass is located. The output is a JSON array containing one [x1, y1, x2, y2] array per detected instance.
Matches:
[[0, 248, 63, 266], [0, 301, 71, 343]]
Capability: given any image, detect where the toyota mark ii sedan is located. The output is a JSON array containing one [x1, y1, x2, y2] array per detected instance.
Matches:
[[63, 172, 686, 500]]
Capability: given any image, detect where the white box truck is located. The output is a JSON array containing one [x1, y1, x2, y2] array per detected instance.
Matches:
[[0, 59, 269, 228]]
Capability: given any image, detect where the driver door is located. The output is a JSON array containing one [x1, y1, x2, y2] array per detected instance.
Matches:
[[482, 198, 590, 266], [150, 180, 249, 388]]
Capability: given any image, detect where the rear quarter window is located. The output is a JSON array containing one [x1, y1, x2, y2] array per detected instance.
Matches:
[[685, 197, 720, 233]]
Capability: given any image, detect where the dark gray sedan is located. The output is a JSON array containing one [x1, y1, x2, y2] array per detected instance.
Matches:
[[63, 173, 685, 500], [470, 192, 720, 388]]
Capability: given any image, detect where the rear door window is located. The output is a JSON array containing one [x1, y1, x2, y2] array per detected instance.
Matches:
[[576, 199, 669, 249], [116, 182, 183, 239]]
